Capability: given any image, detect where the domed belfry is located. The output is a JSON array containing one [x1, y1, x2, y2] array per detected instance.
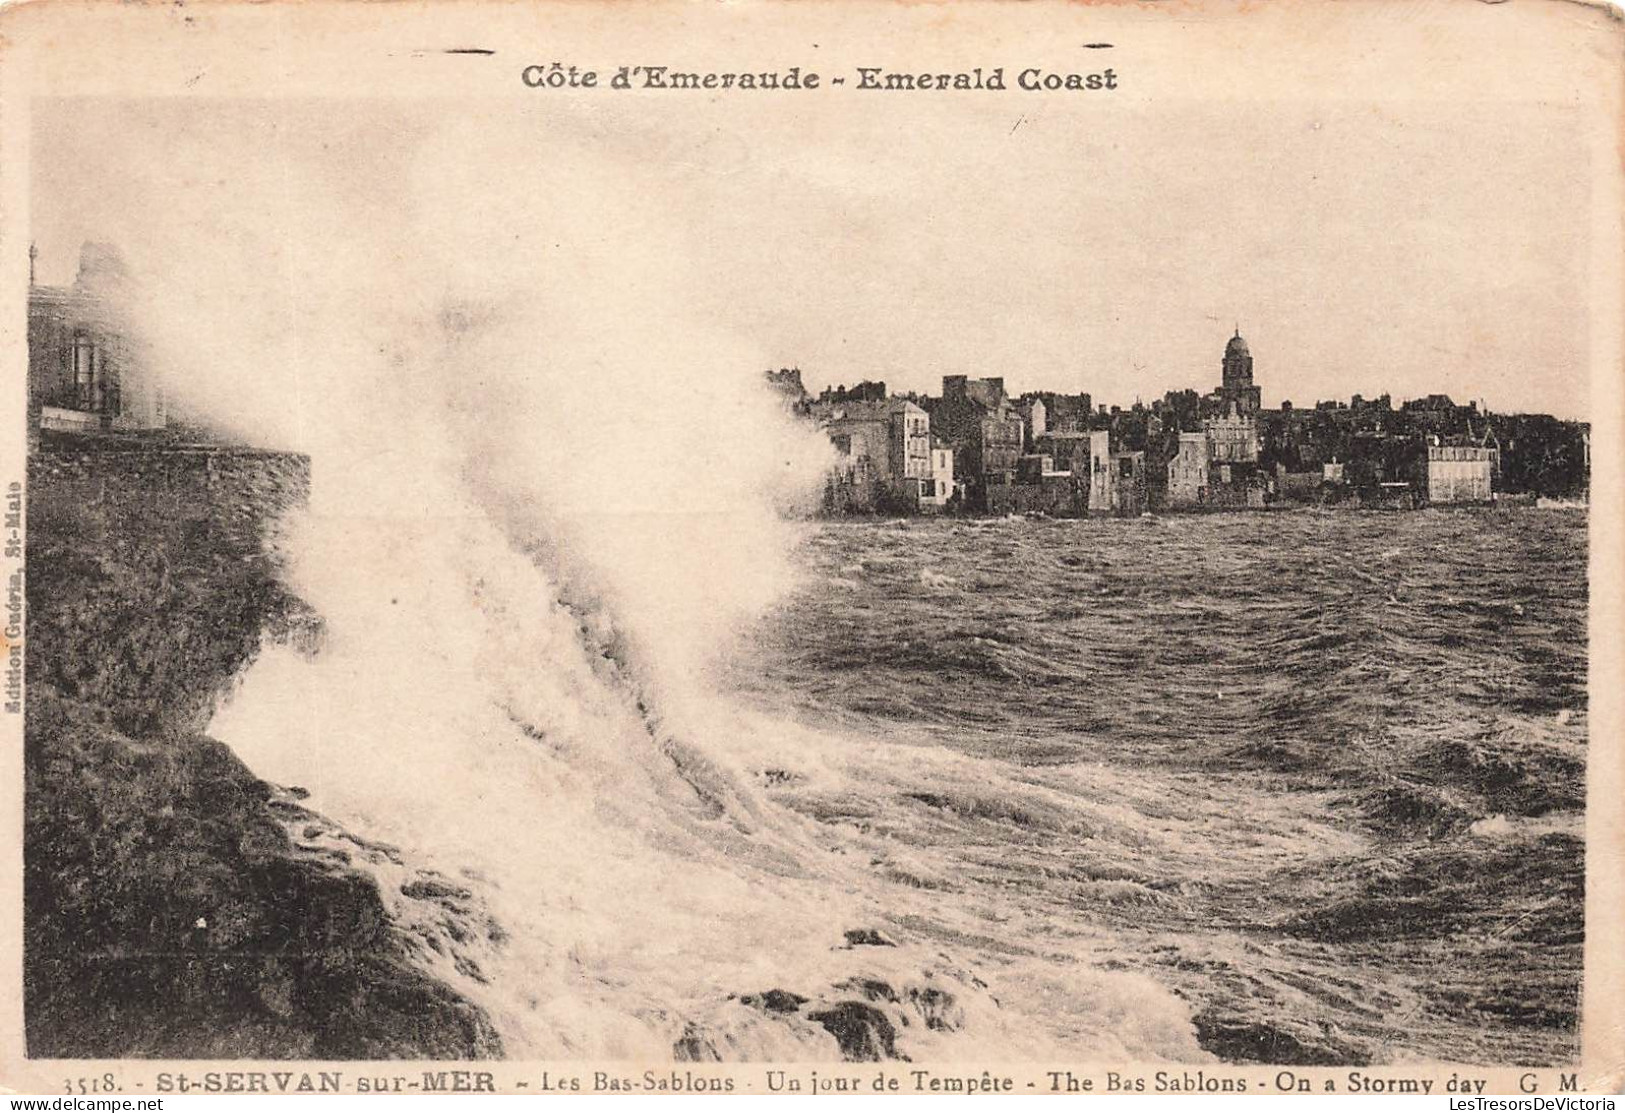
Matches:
[[1217, 328, 1261, 416]]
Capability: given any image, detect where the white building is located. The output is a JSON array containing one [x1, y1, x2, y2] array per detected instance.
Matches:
[[921, 440, 956, 509], [1086, 429, 1113, 513], [1426, 445, 1494, 504], [1204, 410, 1259, 464], [1167, 432, 1208, 506]]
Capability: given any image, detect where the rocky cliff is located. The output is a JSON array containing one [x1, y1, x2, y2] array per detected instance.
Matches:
[[25, 446, 502, 1059]]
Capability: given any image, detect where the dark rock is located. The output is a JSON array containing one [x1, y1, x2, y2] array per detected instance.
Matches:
[[401, 878, 474, 903], [906, 986, 964, 1032], [25, 691, 504, 1060], [672, 1023, 723, 1062], [836, 977, 899, 1004], [831, 978, 963, 1034], [808, 1002, 899, 1061], [842, 928, 897, 948], [740, 989, 808, 1014]]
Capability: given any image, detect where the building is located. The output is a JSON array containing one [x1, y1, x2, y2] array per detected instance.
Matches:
[[1085, 429, 1113, 513], [1203, 330, 1261, 418], [1018, 396, 1047, 448], [1426, 445, 1494, 504], [816, 397, 934, 509], [817, 401, 887, 512], [1401, 394, 1472, 439], [920, 437, 956, 509], [1024, 391, 1093, 435], [764, 367, 811, 412], [1273, 463, 1323, 503], [28, 243, 165, 437], [1196, 330, 1262, 469], [818, 379, 888, 405], [932, 375, 1025, 497], [1167, 431, 1208, 507], [1205, 411, 1259, 464], [888, 399, 932, 494], [1033, 431, 1089, 478], [1016, 453, 1053, 483], [1110, 451, 1147, 515], [819, 402, 890, 468]]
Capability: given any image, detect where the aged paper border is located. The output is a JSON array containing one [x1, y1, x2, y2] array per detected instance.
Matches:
[[0, 0, 1619, 1097]]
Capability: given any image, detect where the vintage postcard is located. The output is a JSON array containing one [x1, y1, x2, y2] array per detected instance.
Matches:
[[0, 0, 1620, 1101]]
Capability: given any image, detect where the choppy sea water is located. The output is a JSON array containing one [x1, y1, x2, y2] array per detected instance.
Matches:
[[723, 507, 1587, 1066], [216, 503, 1585, 1064]]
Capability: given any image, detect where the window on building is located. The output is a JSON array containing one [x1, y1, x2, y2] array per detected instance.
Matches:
[[73, 334, 97, 409], [1119, 458, 1134, 478]]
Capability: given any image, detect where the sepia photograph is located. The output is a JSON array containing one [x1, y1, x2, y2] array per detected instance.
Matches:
[[1, 0, 1620, 1100]]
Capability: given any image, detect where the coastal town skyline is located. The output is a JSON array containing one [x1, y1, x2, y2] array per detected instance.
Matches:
[[23, 236, 1588, 523], [768, 324, 1588, 518]]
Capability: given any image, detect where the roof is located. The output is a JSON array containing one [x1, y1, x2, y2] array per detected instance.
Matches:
[[1226, 331, 1250, 357]]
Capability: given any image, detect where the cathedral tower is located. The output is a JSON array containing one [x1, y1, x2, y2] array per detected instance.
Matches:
[[1218, 329, 1261, 415]]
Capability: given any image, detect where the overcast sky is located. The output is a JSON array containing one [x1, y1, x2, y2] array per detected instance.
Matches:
[[32, 90, 1590, 419]]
